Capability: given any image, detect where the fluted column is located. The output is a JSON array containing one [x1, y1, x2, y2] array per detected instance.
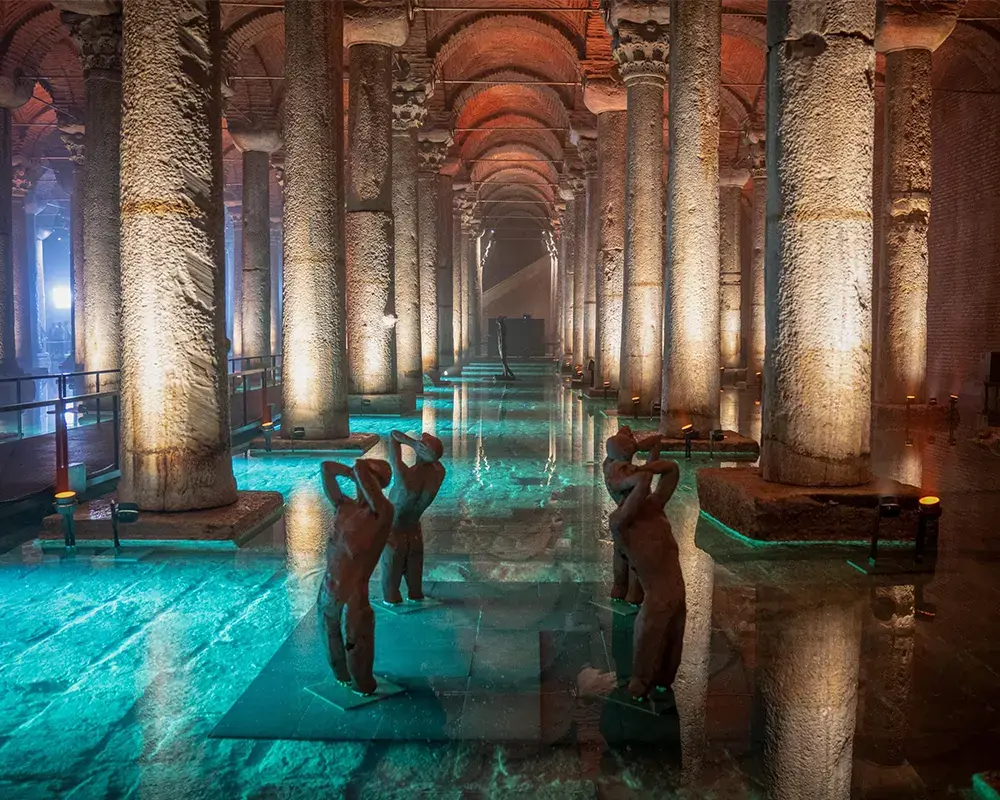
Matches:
[[229, 124, 280, 362], [282, 0, 348, 439], [61, 5, 123, 381], [391, 61, 426, 396], [745, 127, 766, 381], [345, 9, 409, 396], [417, 132, 450, 374], [119, 0, 236, 510], [559, 184, 576, 364], [585, 78, 627, 390], [604, 2, 669, 414], [719, 169, 748, 372], [874, 4, 958, 405], [0, 79, 31, 375], [662, 0, 721, 435], [760, 0, 876, 486]]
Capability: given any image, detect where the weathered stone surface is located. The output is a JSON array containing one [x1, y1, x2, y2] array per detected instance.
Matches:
[[417, 133, 450, 373], [240, 149, 272, 360], [747, 143, 766, 380], [119, 0, 236, 511], [593, 109, 626, 390], [41, 490, 284, 546], [662, 0, 721, 437], [451, 197, 463, 363], [0, 110, 16, 373], [282, 0, 349, 440], [10, 165, 38, 369], [558, 191, 576, 361], [875, 0, 959, 53], [578, 137, 599, 363], [697, 466, 921, 543], [393, 123, 421, 396], [719, 180, 743, 372], [572, 174, 587, 364], [344, 0, 410, 48], [760, 0, 876, 486]]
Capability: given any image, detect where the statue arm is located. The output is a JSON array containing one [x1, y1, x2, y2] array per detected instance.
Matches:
[[388, 432, 408, 478], [634, 432, 662, 453], [616, 472, 653, 526], [321, 461, 353, 508], [354, 460, 392, 518]]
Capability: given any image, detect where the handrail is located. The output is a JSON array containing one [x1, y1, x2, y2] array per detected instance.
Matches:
[[0, 391, 118, 415], [0, 368, 119, 386]]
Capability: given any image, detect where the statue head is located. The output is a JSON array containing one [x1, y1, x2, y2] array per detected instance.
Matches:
[[415, 433, 444, 463], [364, 458, 392, 489], [605, 426, 638, 461]]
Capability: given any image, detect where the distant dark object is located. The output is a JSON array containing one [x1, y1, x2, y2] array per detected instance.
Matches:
[[488, 315, 545, 358], [496, 316, 516, 380]]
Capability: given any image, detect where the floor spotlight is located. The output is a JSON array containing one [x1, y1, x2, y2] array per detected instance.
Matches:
[[708, 428, 724, 459], [261, 420, 275, 453], [603, 380, 611, 401], [631, 395, 640, 420], [111, 500, 139, 551], [55, 491, 78, 549], [682, 424, 695, 459], [915, 496, 942, 563]]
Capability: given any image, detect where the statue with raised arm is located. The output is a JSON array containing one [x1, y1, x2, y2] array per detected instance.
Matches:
[[602, 425, 678, 605], [607, 451, 686, 700], [381, 430, 446, 604], [318, 458, 394, 695], [496, 315, 516, 380]]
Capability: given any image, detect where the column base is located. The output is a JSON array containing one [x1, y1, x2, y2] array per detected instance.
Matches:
[[872, 401, 950, 430], [583, 386, 618, 402], [348, 393, 416, 416], [697, 466, 922, 543], [40, 490, 284, 548]]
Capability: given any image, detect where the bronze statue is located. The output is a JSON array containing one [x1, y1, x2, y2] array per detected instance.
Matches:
[[607, 448, 685, 699], [496, 315, 516, 379], [318, 458, 394, 695], [381, 430, 446, 604], [602, 426, 677, 604]]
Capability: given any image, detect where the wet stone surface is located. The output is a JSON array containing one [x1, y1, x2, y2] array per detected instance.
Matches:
[[0, 365, 998, 798]]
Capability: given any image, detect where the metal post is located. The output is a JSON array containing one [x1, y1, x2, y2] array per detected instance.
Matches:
[[242, 374, 248, 428], [55, 395, 68, 493], [868, 504, 882, 564], [96, 372, 102, 423], [15, 379, 22, 438]]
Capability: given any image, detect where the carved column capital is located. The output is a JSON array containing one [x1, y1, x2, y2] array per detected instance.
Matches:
[[61, 7, 123, 76], [602, 2, 670, 85], [228, 120, 282, 154], [417, 130, 452, 172], [576, 136, 599, 177], [58, 114, 86, 165], [392, 56, 429, 131], [12, 162, 44, 200], [743, 123, 765, 178], [876, 0, 960, 53], [271, 154, 285, 192], [0, 74, 34, 110], [345, 0, 411, 48]]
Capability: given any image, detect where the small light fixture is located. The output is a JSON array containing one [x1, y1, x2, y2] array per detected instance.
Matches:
[[651, 401, 661, 416], [929, 397, 938, 406], [867, 494, 902, 566], [291, 425, 306, 453], [261, 420, 275, 453], [682, 423, 695, 459], [631, 395, 640, 420], [111, 500, 139, 551], [915, 496, 942, 564], [54, 490, 78, 549], [708, 428, 724, 459], [603, 379, 611, 401]]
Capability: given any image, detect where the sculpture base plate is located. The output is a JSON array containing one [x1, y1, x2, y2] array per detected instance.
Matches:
[[249, 432, 379, 455], [349, 393, 416, 416], [697, 467, 922, 543], [377, 597, 442, 615], [40, 490, 284, 548], [604, 684, 677, 716], [306, 677, 405, 712], [589, 597, 640, 617]]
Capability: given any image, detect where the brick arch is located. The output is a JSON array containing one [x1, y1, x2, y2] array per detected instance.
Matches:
[[223, 8, 283, 76], [454, 76, 570, 133], [451, 68, 575, 112], [936, 23, 1000, 89], [434, 14, 579, 86], [470, 143, 560, 185], [464, 128, 565, 165], [0, 5, 68, 79]]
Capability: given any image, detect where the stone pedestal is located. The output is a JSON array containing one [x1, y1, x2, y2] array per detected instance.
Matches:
[[760, 0, 876, 486], [662, 0, 721, 436], [119, 0, 236, 510]]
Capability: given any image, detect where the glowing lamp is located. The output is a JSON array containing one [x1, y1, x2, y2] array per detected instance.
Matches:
[[261, 420, 275, 453], [631, 395, 640, 420], [682, 424, 695, 459], [906, 395, 916, 401], [915, 496, 941, 563], [111, 500, 139, 550], [929, 397, 938, 406], [292, 426, 306, 439], [54, 490, 78, 549], [603, 379, 611, 401], [708, 428, 724, 459]]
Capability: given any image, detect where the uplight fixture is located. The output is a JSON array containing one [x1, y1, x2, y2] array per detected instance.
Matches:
[[682, 423, 695, 459], [915, 496, 942, 563], [54, 490, 78, 549]]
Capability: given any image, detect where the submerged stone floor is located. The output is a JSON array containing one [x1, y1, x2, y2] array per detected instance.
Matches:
[[0, 366, 998, 798]]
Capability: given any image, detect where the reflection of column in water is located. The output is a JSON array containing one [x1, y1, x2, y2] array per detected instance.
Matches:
[[740, 395, 763, 446], [573, 393, 584, 464], [460, 383, 469, 460], [754, 589, 863, 800], [283, 486, 330, 598], [598, 413, 619, 533], [672, 493, 714, 783], [877, 431, 923, 489], [855, 585, 916, 783], [720, 387, 739, 433], [421, 393, 437, 438], [451, 383, 461, 461]]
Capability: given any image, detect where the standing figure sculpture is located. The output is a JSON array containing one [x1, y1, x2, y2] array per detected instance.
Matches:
[[381, 430, 446, 604], [318, 458, 394, 695], [602, 426, 674, 604], [606, 440, 685, 699], [496, 315, 516, 380]]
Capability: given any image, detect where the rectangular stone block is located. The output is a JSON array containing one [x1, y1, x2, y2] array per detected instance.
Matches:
[[348, 393, 416, 415], [697, 466, 923, 543]]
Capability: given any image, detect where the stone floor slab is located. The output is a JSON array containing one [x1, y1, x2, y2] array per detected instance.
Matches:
[[248, 432, 379, 454]]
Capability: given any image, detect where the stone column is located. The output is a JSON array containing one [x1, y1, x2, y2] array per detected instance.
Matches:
[[585, 78, 627, 390], [579, 140, 599, 364], [61, 5, 123, 380], [0, 78, 31, 375], [11, 166, 38, 370], [760, 0, 876, 487], [229, 124, 280, 362], [57, 120, 86, 368], [719, 169, 748, 372], [662, 0, 721, 435], [451, 186, 465, 364], [559, 186, 576, 363], [458, 196, 477, 361], [604, 2, 669, 414], [345, 8, 409, 396], [551, 207, 564, 357], [417, 133, 450, 374], [269, 215, 281, 355], [391, 60, 427, 396], [470, 223, 483, 356], [571, 174, 587, 367], [745, 126, 766, 381], [437, 171, 453, 367], [282, 0, 348, 439], [874, 4, 958, 406], [34, 226, 51, 365], [229, 205, 243, 358], [119, 0, 236, 510]]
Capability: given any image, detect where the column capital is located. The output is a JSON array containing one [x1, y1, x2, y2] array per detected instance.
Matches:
[[417, 130, 452, 172], [60, 6, 122, 75], [575, 134, 599, 177], [0, 73, 34, 110], [583, 75, 627, 114], [228, 120, 282, 154], [719, 168, 750, 188], [392, 55, 429, 131], [344, 0, 411, 48], [876, 0, 959, 53], [58, 113, 86, 165], [602, 1, 670, 85], [270, 153, 285, 191], [12, 162, 44, 200], [742, 124, 765, 179]]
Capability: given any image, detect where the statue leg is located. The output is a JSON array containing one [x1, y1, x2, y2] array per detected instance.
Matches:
[[404, 526, 425, 600], [317, 584, 352, 685], [611, 540, 629, 600], [627, 589, 683, 698], [625, 566, 645, 606], [344, 598, 377, 695], [652, 600, 687, 691], [380, 534, 406, 604]]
